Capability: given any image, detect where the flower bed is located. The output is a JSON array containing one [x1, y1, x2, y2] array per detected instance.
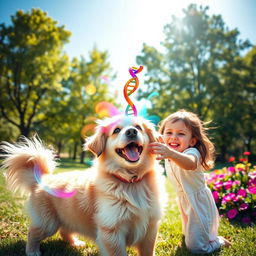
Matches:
[[206, 152, 256, 225]]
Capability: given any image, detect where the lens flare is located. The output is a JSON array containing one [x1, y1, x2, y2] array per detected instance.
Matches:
[[95, 101, 121, 118], [86, 84, 96, 95]]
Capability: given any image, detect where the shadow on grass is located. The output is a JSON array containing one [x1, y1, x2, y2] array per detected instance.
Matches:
[[0, 240, 26, 256], [226, 219, 256, 228], [0, 239, 99, 256], [172, 237, 193, 256], [57, 158, 91, 170]]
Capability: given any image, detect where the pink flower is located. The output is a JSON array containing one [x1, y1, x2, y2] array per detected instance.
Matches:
[[205, 175, 215, 184], [212, 191, 219, 202], [233, 180, 241, 186], [242, 216, 251, 224], [224, 180, 233, 190], [237, 189, 247, 198], [239, 203, 249, 210], [248, 186, 256, 194], [222, 193, 236, 204], [249, 177, 256, 186], [227, 167, 236, 173], [218, 174, 226, 179], [214, 181, 224, 190], [249, 172, 256, 179], [227, 192, 236, 200], [227, 209, 238, 219], [234, 195, 240, 202], [243, 152, 251, 156]]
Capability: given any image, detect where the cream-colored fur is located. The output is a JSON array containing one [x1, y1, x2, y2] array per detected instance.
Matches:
[[1, 115, 166, 256]]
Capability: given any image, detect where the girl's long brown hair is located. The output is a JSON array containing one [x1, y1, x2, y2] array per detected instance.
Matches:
[[159, 109, 215, 170]]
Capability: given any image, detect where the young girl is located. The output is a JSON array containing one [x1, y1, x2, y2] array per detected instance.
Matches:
[[149, 109, 231, 254]]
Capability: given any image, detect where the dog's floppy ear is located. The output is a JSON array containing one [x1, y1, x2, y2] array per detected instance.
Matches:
[[84, 128, 107, 157], [142, 120, 158, 143]]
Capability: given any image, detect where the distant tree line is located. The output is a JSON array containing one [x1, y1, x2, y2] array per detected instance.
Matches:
[[0, 6, 255, 162]]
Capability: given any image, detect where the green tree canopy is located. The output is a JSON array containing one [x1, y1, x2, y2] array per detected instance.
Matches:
[[0, 8, 71, 137], [38, 47, 116, 161], [67, 48, 116, 162], [137, 4, 255, 159]]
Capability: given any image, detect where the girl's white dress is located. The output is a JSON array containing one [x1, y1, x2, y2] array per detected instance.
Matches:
[[165, 147, 224, 254]]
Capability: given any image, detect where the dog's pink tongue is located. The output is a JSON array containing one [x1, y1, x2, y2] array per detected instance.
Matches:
[[124, 146, 140, 161]]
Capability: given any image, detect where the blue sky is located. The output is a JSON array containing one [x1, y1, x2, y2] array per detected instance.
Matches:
[[1, 0, 255, 105]]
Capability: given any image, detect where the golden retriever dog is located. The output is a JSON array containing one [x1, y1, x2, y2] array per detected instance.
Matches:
[[1, 115, 166, 256]]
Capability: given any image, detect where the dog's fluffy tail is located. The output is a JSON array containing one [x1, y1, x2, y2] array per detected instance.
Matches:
[[0, 136, 56, 195]]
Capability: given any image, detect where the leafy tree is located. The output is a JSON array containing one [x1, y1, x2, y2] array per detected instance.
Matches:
[[234, 47, 256, 154], [0, 118, 19, 141], [211, 46, 256, 159], [0, 9, 71, 137], [137, 4, 254, 159], [33, 95, 71, 155], [38, 47, 116, 162]]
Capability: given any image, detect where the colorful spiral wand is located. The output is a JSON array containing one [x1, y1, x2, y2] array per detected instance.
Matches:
[[123, 66, 143, 116]]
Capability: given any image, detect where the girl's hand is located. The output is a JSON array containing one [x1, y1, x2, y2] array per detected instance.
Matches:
[[149, 139, 174, 160], [156, 135, 165, 143], [149, 135, 198, 170]]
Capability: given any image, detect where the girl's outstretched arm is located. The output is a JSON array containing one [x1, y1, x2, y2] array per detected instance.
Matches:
[[149, 140, 197, 170]]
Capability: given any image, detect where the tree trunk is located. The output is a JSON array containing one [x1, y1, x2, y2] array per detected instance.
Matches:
[[80, 138, 85, 164], [73, 141, 78, 160], [218, 143, 227, 162], [57, 141, 62, 156], [20, 125, 30, 137], [80, 151, 85, 164]]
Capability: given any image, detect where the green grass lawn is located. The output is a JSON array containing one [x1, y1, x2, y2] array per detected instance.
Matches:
[[0, 159, 256, 256]]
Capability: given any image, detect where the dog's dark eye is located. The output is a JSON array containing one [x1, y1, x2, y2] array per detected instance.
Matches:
[[113, 128, 121, 134], [135, 125, 142, 131]]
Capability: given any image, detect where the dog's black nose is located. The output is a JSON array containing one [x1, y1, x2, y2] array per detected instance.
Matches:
[[125, 128, 137, 139]]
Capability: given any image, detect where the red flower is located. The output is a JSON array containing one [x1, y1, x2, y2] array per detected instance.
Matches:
[[243, 152, 251, 156], [228, 156, 235, 162], [239, 158, 248, 162]]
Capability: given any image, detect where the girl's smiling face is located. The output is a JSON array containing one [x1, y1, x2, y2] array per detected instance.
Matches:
[[163, 120, 197, 152]]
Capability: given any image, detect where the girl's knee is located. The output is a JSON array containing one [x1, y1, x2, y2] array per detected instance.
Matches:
[[185, 238, 205, 254], [186, 240, 220, 254]]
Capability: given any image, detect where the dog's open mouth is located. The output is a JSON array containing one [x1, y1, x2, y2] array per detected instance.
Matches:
[[116, 142, 143, 162]]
